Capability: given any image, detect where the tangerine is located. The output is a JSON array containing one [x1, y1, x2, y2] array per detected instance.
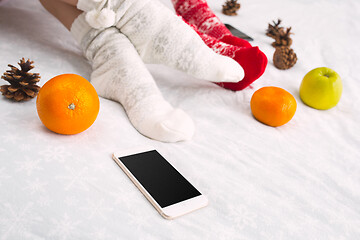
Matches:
[[36, 74, 100, 135], [250, 87, 296, 127]]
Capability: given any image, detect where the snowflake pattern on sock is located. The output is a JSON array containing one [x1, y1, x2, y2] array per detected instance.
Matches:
[[71, 18, 195, 142]]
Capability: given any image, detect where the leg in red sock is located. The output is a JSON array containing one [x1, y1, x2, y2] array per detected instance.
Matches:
[[187, 21, 267, 91], [172, 0, 252, 48]]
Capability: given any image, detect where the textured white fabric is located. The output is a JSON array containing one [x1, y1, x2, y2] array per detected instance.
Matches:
[[71, 14, 194, 142], [77, 0, 100, 12], [78, 0, 245, 83], [85, 8, 116, 29], [1, 0, 360, 239]]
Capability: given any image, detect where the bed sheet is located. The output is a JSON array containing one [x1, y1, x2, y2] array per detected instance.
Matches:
[[0, 0, 360, 239]]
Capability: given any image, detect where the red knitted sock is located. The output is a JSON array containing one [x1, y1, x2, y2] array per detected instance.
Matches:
[[187, 21, 267, 91], [172, 0, 251, 48]]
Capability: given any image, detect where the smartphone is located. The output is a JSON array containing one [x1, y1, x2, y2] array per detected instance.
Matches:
[[225, 23, 253, 41], [112, 146, 208, 219]]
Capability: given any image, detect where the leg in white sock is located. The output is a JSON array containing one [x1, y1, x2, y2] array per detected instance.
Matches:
[[77, 0, 244, 83], [71, 15, 194, 142]]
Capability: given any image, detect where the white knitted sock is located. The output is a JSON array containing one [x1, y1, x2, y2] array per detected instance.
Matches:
[[77, 0, 244, 83], [71, 14, 194, 142]]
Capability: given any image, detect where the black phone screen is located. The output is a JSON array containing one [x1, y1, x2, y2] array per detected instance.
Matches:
[[225, 23, 253, 41], [118, 150, 201, 208]]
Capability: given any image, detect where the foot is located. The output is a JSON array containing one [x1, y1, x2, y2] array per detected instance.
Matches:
[[188, 22, 268, 90], [114, 0, 245, 83], [71, 16, 194, 142]]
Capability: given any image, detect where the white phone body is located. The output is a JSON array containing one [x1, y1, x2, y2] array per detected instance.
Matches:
[[112, 146, 208, 220]]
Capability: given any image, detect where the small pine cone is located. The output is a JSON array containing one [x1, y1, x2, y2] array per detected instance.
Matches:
[[0, 58, 41, 101], [266, 19, 284, 39], [272, 27, 293, 48], [273, 47, 297, 70], [222, 0, 241, 16]]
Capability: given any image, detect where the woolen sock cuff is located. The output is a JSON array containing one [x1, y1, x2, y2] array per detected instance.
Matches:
[[77, 0, 100, 12], [70, 13, 93, 46]]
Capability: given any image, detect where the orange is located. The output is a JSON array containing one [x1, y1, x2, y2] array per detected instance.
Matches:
[[36, 74, 100, 135], [250, 87, 296, 127]]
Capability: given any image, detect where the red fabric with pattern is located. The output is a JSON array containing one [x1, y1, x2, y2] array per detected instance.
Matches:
[[172, 0, 251, 48], [187, 22, 267, 90]]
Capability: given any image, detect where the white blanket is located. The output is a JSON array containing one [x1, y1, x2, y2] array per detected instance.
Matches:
[[0, 0, 359, 239]]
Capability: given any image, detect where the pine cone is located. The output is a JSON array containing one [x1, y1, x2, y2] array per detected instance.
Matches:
[[222, 0, 240, 16], [272, 27, 293, 48], [266, 19, 284, 39], [0, 58, 41, 101], [266, 19, 293, 48], [273, 47, 297, 70]]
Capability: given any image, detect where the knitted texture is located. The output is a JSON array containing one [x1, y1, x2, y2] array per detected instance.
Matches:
[[77, 0, 245, 83], [187, 22, 268, 90], [71, 14, 194, 142], [172, 0, 251, 48]]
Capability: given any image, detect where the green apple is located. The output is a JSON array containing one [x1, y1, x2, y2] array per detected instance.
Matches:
[[300, 67, 342, 110]]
